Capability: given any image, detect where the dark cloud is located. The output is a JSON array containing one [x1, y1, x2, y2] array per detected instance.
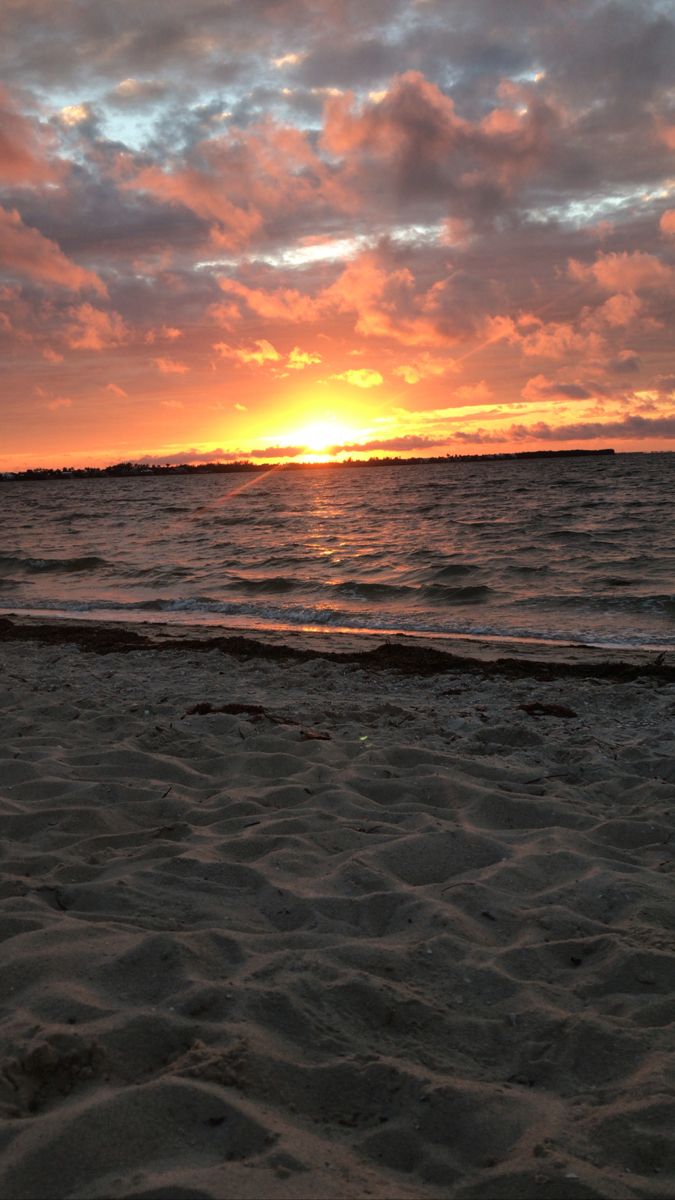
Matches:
[[609, 350, 641, 373], [517, 413, 675, 442], [335, 435, 442, 452], [249, 444, 305, 458], [139, 448, 242, 465]]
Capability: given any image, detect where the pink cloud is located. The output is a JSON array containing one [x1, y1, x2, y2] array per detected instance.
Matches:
[[453, 381, 493, 403], [322, 71, 468, 159], [145, 325, 183, 343], [324, 251, 454, 347], [569, 251, 674, 292], [587, 291, 644, 328], [393, 354, 453, 384], [126, 118, 352, 250], [0, 206, 106, 294], [660, 210, 675, 237], [65, 304, 129, 350], [0, 86, 59, 184], [492, 312, 605, 361], [522, 374, 593, 401], [152, 357, 189, 374], [217, 279, 322, 323], [321, 70, 559, 205], [214, 338, 281, 366], [220, 249, 492, 353]]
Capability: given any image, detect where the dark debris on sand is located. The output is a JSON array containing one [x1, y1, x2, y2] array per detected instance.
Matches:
[[0, 615, 673, 684]]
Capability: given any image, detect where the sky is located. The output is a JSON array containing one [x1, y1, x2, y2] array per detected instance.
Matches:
[[1, 0, 675, 469]]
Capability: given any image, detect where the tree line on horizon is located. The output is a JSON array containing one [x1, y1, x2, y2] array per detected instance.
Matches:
[[1, 448, 617, 479]]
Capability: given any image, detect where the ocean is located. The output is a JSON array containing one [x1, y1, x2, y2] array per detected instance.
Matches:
[[2, 453, 674, 650]]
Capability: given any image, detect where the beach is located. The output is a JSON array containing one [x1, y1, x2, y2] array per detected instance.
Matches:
[[0, 617, 674, 1200]]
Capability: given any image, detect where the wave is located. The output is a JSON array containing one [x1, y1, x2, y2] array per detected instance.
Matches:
[[519, 592, 675, 616], [0, 553, 109, 573], [428, 563, 481, 582], [423, 584, 493, 604], [2, 595, 672, 649], [227, 575, 300, 594], [332, 580, 411, 601], [220, 576, 491, 604]]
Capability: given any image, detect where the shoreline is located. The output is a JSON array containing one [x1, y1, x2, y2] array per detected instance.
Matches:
[[1, 612, 673, 681], [1, 447, 619, 481]]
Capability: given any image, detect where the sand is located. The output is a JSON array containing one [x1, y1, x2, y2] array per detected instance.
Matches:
[[0, 617, 673, 1199]]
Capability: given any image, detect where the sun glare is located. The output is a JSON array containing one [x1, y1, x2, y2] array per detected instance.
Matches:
[[296, 417, 356, 455]]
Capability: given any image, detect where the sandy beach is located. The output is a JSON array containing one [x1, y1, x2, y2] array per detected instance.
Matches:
[[0, 617, 673, 1199]]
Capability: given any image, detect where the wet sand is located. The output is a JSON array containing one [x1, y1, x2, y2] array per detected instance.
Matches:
[[0, 617, 673, 1199]]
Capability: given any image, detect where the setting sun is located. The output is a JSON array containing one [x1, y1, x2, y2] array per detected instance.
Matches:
[[294, 416, 361, 456]]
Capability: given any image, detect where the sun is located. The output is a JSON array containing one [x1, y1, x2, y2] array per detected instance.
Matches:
[[296, 417, 356, 455]]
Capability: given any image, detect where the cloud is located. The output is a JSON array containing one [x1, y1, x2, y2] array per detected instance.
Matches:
[[152, 357, 189, 374], [0, 206, 105, 293], [392, 354, 452, 384], [330, 367, 383, 388], [511, 413, 675, 442], [59, 103, 92, 128], [47, 396, 72, 411], [287, 346, 321, 369], [453, 381, 493, 403], [139, 447, 243, 465], [324, 250, 460, 347], [145, 325, 182, 343], [522, 374, 593, 401], [249, 444, 304, 458], [588, 291, 644, 329], [106, 382, 128, 397], [212, 338, 319, 372], [65, 304, 129, 350], [273, 53, 305, 69], [660, 210, 675, 237], [125, 115, 351, 250], [217, 278, 322, 322], [108, 78, 168, 106], [335, 434, 443, 452], [492, 313, 606, 362], [608, 350, 641, 373], [569, 251, 674, 293], [0, 85, 58, 184], [214, 338, 281, 365]]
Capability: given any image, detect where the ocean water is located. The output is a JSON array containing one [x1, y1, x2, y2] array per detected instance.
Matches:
[[1, 454, 674, 650]]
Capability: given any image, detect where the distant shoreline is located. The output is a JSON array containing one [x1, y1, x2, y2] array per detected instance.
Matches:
[[1, 447, 616, 480]]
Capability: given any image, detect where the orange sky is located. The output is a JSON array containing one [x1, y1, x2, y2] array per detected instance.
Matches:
[[1, 2, 675, 469]]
